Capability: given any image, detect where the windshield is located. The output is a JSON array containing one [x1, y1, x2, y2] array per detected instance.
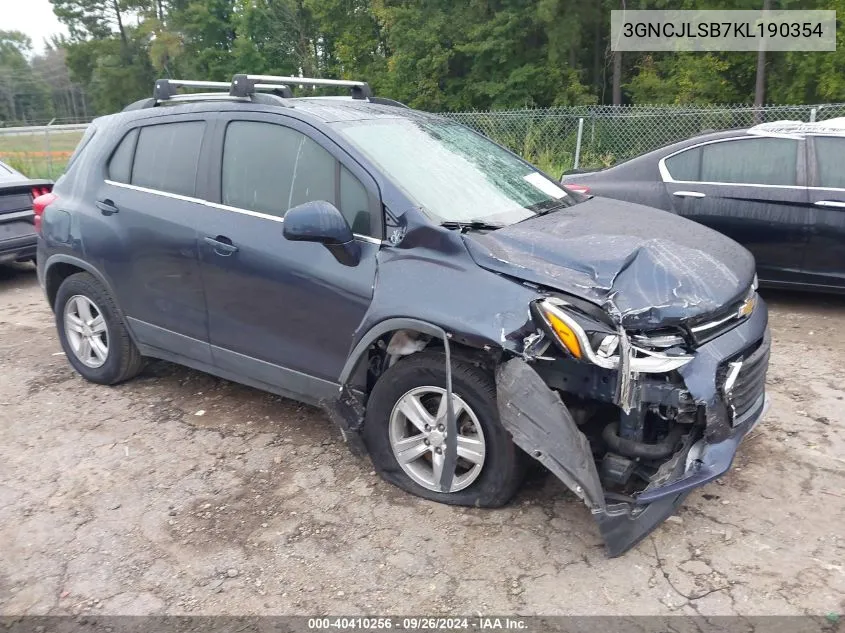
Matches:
[[337, 118, 574, 225]]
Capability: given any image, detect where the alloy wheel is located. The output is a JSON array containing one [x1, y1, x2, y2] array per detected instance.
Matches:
[[388, 386, 486, 493], [63, 295, 109, 368]]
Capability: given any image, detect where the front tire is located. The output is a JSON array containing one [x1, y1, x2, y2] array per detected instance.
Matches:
[[55, 272, 144, 385], [363, 351, 526, 507]]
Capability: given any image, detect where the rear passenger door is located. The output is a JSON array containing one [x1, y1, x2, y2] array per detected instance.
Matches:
[[96, 116, 213, 362], [197, 113, 381, 402], [804, 135, 845, 289], [661, 136, 812, 285]]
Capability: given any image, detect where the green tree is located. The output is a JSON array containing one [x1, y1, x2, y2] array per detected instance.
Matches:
[[0, 31, 54, 124]]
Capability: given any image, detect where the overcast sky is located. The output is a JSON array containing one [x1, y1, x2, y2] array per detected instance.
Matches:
[[2, 0, 68, 54]]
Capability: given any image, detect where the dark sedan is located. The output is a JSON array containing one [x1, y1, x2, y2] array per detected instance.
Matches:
[[0, 159, 52, 265], [561, 120, 845, 292]]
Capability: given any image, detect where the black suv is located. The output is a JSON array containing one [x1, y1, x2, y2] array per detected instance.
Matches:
[[36, 74, 770, 556]]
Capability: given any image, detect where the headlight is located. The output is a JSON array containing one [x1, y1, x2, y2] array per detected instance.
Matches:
[[542, 309, 585, 359], [535, 298, 693, 373]]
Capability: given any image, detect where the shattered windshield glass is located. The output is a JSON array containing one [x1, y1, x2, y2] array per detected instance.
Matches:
[[337, 118, 574, 225]]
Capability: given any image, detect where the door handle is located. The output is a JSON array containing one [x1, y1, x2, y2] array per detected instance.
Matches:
[[204, 235, 239, 256], [96, 199, 119, 216], [814, 200, 845, 208], [672, 191, 706, 199]]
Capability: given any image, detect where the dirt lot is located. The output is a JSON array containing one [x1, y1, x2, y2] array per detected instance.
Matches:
[[0, 262, 843, 617]]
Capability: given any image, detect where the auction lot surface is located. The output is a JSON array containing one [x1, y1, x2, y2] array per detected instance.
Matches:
[[1, 263, 843, 616]]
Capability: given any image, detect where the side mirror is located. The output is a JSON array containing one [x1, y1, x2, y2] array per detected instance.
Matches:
[[282, 200, 361, 266]]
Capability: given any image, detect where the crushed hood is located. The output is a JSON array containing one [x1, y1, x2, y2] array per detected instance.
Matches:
[[463, 197, 756, 329]]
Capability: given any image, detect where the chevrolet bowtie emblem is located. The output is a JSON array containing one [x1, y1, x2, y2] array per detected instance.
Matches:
[[737, 294, 756, 319]]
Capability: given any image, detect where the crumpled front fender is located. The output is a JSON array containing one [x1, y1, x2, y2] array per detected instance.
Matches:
[[496, 358, 605, 510], [497, 357, 683, 557]]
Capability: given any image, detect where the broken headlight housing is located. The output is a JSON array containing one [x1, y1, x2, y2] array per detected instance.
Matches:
[[533, 298, 693, 374]]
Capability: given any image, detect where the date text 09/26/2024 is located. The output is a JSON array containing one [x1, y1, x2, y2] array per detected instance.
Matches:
[[307, 617, 529, 630]]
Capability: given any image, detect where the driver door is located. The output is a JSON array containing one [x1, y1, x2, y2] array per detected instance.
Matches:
[[196, 113, 382, 402]]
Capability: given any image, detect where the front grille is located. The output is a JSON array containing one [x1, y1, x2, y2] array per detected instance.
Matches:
[[718, 332, 770, 422], [688, 289, 756, 345]]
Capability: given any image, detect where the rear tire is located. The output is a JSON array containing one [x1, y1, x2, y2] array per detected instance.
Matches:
[[55, 272, 144, 385], [363, 351, 526, 507]]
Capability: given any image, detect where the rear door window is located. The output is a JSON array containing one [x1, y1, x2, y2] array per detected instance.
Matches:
[[814, 136, 845, 188], [665, 137, 799, 186], [131, 121, 205, 197], [701, 138, 798, 185]]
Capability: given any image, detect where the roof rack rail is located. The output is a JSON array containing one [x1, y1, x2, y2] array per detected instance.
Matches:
[[154, 79, 230, 100], [141, 73, 378, 111], [152, 77, 295, 103], [231, 74, 372, 99]]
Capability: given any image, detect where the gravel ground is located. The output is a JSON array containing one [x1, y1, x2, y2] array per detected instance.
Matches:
[[0, 262, 843, 617]]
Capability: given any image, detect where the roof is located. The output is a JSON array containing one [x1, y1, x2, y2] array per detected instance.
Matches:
[[281, 97, 430, 123]]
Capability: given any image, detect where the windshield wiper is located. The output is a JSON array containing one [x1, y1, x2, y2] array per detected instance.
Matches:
[[440, 220, 504, 232], [527, 200, 569, 216], [512, 202, 569, 224]]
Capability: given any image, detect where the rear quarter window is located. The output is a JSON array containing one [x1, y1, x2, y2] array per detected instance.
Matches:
[[664, 147, 701, 181], [107, 128, 139, 183]]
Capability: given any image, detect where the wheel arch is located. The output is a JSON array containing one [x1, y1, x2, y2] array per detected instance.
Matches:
[[43, 255, 117, 312], [339, 318, 497, 389]]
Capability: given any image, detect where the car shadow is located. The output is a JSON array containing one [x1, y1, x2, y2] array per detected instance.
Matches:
[[0, 262, 38, 291], [759, 287, 845, 316]]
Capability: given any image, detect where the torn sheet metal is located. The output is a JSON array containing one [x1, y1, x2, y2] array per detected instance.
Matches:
[[496, 358, 605, 509], [463, 196, 756, 329], [347, 207, 539, 371]]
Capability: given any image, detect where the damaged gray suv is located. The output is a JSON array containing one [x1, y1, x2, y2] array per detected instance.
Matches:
[[36, 75, 770, 556]]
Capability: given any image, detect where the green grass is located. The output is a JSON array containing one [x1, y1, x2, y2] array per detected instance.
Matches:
[[0, 130, 83, 179], [1, 155, 68, 179], [0, 130, 84, 153]]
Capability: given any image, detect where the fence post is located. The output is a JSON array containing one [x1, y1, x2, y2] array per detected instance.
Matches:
[[573, 117, 584, 170], [44, 118, 56, 178], [809, 107, 817, 122]]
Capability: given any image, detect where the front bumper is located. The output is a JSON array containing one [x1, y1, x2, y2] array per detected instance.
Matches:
[[497, 298, 771, 557], [595, 392, 768, 557]]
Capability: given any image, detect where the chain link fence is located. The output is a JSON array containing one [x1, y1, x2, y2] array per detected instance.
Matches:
[[0, 123, 88, 179], [2, 103, 845, 180], [442, 102, 845, 177]]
